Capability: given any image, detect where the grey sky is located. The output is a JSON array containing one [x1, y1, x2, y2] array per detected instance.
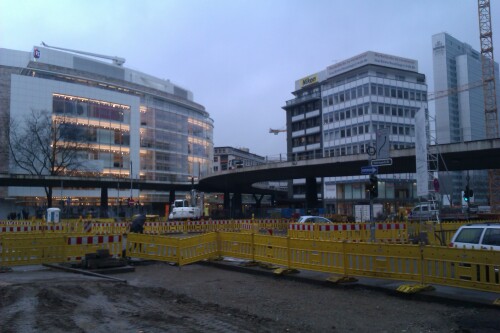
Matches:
[[1, 0, 498, 158]]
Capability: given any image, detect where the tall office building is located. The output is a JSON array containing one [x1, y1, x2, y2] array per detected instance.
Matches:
[[283, 51, 428, 216], [432, 32, 500, 205], [0, 45, 213, 217]]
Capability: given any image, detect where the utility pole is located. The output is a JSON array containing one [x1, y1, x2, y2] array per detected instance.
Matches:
[[130, 160, 133, 201]]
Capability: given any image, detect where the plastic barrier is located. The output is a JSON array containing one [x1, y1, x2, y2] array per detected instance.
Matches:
[[65, 235, 123, 262], [406, 220, 490, 246], [126, 233, 218, 265], [0, 234, 66, 266], [2, 229, 499, 294], [143, 222, 169, 234], [288, 222, 408, 243], [376, 223, 407, 243], [0, 232, 123, 265]]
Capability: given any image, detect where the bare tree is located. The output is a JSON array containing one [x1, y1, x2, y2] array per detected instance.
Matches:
[[9, 109, 89, 207]]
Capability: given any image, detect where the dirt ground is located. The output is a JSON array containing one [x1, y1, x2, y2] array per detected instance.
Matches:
[[1, 261, 499, 333]]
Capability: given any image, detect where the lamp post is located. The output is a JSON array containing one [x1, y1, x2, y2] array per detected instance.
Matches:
[[130, 160, 133, 201]]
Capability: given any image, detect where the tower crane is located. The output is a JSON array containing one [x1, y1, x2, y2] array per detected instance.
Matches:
[[477, 0, 499, 212], [269, 128, 286, 135]]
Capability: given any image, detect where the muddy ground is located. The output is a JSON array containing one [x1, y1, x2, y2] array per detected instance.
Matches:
[[0, 261, 499, 332]]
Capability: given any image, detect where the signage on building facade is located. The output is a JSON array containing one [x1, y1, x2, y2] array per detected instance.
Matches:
[[33, 48, 40, 59], [299, 74, 318, 88]]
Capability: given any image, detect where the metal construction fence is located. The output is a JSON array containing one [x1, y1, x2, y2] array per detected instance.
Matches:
[[1, 224, 499, 295], [126, 232, 500, 294], [0, 233, 123, 266], [2, 217, 495, 246]]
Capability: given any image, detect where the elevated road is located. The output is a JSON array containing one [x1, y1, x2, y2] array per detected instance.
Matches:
[[198, 138, 500, 193], [1, 138, 500, 195], [0, 174, 193, 192]]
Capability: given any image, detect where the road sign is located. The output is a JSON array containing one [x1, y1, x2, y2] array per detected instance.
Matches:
[[361, 166, 378, 175], [371, 158, 393, 166], [376, 128, 390, 159]]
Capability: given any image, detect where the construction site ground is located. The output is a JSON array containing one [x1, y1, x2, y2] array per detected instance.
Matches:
[[1, 260, 499, 333]]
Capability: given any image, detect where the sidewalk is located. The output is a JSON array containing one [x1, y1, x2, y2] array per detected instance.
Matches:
[[201, 258, 500, 308]]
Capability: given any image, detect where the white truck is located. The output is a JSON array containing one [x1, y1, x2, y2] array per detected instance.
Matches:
[[168, 199, 202, 220]]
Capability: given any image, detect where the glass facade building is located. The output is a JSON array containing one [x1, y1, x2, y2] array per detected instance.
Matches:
[[0, 45, 213, 217], [432, 32, 500, 205]]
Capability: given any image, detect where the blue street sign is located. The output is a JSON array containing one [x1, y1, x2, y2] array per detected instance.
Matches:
[[361, 166, 378, 175], [371, 158, 393, 166]]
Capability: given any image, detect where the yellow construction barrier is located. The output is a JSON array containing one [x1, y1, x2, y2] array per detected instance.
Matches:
[[126, 233, 180, 262], [0, 234, 66, 266], [126, 233, 218, 265], [0, 233, 123, 265], [65, 234, 123, 262], [288, 222, 407, 243], [2, 228, 499, 294], [127, 232, 500, 294]]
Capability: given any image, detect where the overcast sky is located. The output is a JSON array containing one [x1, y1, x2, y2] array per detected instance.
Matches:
[[1, 0, 499, 158]]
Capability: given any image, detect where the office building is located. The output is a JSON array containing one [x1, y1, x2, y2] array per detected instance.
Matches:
[[283, 51, 428, 216], [0, 45, 213, 217], [432, 32, 500, 205], [213, 146, 265, 171]]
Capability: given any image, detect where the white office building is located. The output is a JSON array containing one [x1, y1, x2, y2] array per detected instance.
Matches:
[[283, 51, 428, 216]]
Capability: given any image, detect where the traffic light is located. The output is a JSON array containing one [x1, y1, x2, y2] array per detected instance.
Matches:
[[369, 175, 378, 199], [463, 186, 474, 202]]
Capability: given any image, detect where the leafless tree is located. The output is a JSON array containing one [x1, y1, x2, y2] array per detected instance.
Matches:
[[9, 109, 89, 207]]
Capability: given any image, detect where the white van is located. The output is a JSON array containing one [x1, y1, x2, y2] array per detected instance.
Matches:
[[449, 224, 500, 251], [409, 203, 439, 220]]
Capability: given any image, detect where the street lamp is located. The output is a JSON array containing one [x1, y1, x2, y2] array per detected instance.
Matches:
[[130, 160, 133, 201]]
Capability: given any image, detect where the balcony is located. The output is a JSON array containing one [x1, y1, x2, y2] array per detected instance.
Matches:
[[285, 91, 321, 107]]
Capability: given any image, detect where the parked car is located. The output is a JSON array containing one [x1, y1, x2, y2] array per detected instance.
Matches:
[[449, 223, 500, 251], [408, 202, 439, 220], [297, 216, 333, 223]]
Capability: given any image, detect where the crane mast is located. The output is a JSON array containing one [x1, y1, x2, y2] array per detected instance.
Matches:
[[478, 0, 500, 212], [41, 42, 126, 66]]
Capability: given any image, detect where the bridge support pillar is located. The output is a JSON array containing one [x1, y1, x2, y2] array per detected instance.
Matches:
[[253, 194, 264, 218], [306, 177, 319, 213], [232, 192, 242, 218], [169, 189, 175, 204], [100, 187, 108, 218]]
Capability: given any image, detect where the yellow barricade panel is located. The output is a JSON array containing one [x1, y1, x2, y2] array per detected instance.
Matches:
[[0, 234, 67, 266], [126, 233, 180, 262], [422, 246, 500, 293], [218, 232, 254, 260], [342, 242, 422, 282], [179, 233, 219, 266], [65, 235, 123, 262], [288, 238, 345, 274]]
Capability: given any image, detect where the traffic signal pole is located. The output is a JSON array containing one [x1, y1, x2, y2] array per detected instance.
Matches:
[[366, 146, 377, 242]]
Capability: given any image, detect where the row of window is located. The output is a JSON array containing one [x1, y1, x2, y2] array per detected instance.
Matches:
[[292, 117, 321, 131], [323, 103, 419, 124], [323, 82, 427, 107], [53, 98, 129, 123], [324, 141, 415, 157], [325, 122, 414, 141], [292, 133, 321, 147], [323, 104, 370, 123], [290, 100, 322, 117], [60, 124, 131, 145]]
